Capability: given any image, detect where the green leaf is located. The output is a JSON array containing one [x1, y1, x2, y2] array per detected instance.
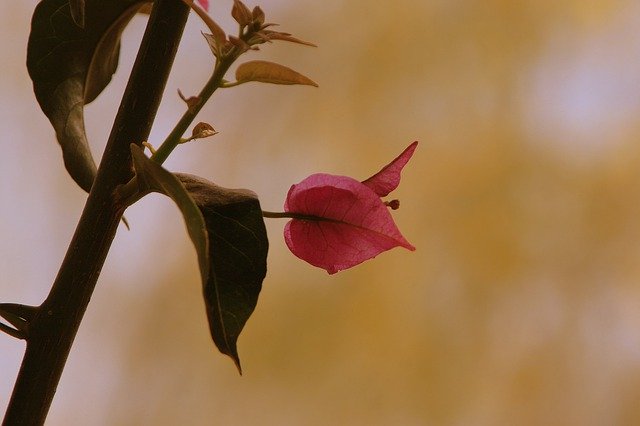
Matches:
[[235, 60, 318, 87], [27, 0, 149, 192], [130, 146, 268, 372], [178, 173, 268, 374]]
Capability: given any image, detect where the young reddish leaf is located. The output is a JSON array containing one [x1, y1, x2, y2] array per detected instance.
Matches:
[[202, 33, 223, 58], [231, 0, 252, 26], [284, 174, 415, 274], [27, 0, 148, 192], [260, 30, 317, 47], [236, 60, 318, 87], [362, 141, 418, 197], [189, 122, 218, 141], [252, 6, 265, 26]]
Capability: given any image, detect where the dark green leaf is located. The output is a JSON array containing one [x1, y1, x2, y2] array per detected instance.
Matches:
[[130, 146, 268, 372], [178, 173, 268, 374], [27, 0, 149, 192]]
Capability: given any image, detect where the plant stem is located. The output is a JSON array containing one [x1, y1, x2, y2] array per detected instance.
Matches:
[[151, 54, 238, 165], [262, 210, 295, 219], [2, 1, 189, 424], [261, 210, 343, 223]]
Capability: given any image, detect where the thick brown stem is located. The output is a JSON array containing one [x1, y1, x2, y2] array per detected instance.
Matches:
[[3, 1, 189, 424]]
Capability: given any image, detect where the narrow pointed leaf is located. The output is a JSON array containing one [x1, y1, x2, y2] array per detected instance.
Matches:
[[178, 174, 268, 374], [261, 30, 317, 47], [27, 0, 148, 192], [236, 60, 318, 87], [362, 141, 418, 197], [284, 174, 415, 274]]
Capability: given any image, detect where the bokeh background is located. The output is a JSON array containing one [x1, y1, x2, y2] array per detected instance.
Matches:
[[3, 0, 640, 424]]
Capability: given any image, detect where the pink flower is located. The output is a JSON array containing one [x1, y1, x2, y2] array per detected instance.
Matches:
[[284, 142, 417, 274]]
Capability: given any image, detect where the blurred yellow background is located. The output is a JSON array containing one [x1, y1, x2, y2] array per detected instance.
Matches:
[[3, 0, 640, 424]]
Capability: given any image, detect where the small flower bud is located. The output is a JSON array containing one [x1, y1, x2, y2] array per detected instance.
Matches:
[[385, 199, 400, 210], [191, 122, 218, 140]]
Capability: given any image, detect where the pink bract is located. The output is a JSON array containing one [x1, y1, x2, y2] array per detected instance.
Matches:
[[362, 141, 418, 197], [284, 142, 417, 274]]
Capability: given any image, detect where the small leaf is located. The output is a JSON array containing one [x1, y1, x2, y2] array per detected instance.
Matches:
[[260, 30, 317, 47], [202, 32, 231, 60], [232, 0, 253, 27], [236, 60, 318, 87], [252, 6, 265, 26], [27, 0, 148, 192], [189, 122, 218, 140], [178, 174, 268, 374]]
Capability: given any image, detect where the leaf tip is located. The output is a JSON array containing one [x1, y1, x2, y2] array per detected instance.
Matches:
[[219, 344, 243, 374], [232, 354, 243, 375]]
